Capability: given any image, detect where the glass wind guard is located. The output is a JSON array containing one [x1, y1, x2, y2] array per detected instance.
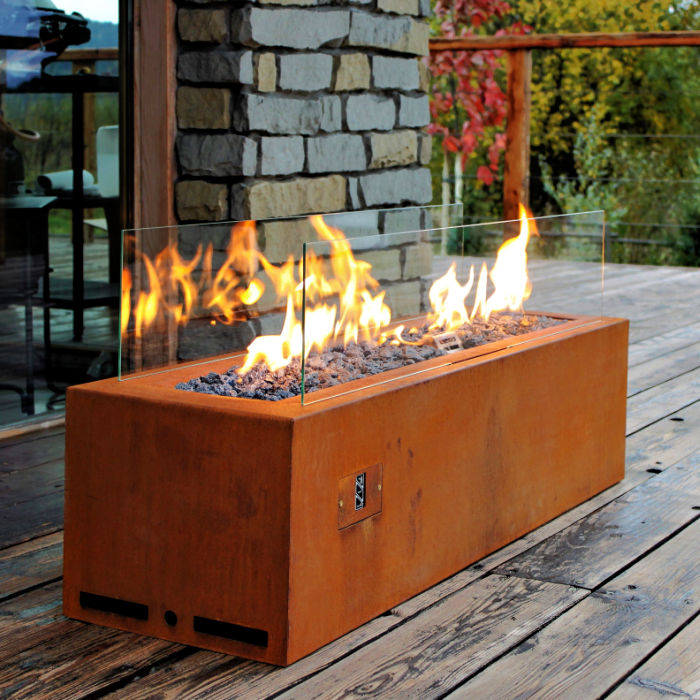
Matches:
[[299, 210, 606, 405], [118, 203, 463, 382]]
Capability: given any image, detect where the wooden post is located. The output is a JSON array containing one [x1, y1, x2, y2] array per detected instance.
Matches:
[[128, 0, 178, 370], [503, 49, 531, 233], [132, 0, 176, 233]]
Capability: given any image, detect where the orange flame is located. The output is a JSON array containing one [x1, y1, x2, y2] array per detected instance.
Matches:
[[427, 203, 538, 330], [482, 202, 537, 319], [428, 262, 473, 331], [120, 268, 131, 337], [121, 204, 538, 375], [120, 221, 264, 338], [236, 215, 391, 374]]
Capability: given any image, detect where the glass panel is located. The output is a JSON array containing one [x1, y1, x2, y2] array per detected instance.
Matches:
[[299, 210, 605, 405], [125, 206, 605, 406], [118, 204, 463, 382]]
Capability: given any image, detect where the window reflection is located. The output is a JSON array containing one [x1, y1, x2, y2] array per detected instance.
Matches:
[[0, 0, 119, 427]]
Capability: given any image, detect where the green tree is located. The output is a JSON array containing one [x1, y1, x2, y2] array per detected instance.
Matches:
[[509, 0, 700, 263]]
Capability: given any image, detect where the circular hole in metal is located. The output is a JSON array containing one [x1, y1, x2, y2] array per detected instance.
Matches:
[[164, 610, 178, 626]]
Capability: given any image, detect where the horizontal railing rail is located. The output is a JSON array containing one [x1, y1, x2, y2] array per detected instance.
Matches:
[[429, 31, 700, 52]]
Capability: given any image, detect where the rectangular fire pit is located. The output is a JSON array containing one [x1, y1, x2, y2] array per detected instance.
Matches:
[[63, 207, 627, 665]]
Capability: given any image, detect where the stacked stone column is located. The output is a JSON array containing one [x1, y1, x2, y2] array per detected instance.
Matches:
[[175, 0, 433, 225]]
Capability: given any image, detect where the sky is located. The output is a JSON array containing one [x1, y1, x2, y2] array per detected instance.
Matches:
[[54, 0, 118, 23]]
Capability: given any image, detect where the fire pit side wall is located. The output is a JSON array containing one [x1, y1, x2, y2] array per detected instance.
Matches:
[[285, 318, 628, 661], [63, 392, 295, 664]]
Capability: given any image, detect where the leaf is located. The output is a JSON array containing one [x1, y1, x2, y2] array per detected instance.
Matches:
[[444, 135, 461, 153], [477, 165, 495, 185]]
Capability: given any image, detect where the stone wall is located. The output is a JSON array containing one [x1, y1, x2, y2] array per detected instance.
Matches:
[[172, 0, 437, 361], [174, 0, 433, 225]]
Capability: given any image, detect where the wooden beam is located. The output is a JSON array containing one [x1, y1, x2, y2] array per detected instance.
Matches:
[[132, 0, 176, 233], [503, 49, 531, 229], [430, 31, 700, 52], [128, 0, 178, 369]]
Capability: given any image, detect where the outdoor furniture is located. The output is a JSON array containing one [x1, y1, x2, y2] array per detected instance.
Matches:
[[45, 191, 120, 340], [7, 71, 120, 341]]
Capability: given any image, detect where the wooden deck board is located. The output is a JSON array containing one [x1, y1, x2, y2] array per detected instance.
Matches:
[[0, 490, 63, 551], [0, 430, 66, 474], [492, 450, 700, 589], [628, 321, 700, 368], [0, 583, 182, 700], [0, 262, 698, 699], [446, 521, 700, 700], [0, 533, 63, 602], [627, 340, 700, 396], [272, 577, 587, 700], [627, 367, 700, 434], [608, 615, 700, 699]]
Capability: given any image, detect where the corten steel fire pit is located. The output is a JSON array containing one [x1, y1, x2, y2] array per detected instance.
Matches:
[[63, 206, 627, 665]]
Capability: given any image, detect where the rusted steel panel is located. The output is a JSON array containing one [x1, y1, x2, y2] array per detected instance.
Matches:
[[64, 316, 628, 665]]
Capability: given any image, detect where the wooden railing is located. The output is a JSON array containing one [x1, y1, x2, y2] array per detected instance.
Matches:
[[429, 31, 700, 224]]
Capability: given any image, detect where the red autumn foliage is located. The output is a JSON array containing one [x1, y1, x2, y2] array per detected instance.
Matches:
[[427, 0, 529, 185]]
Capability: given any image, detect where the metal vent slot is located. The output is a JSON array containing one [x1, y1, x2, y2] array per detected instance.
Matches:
[[193, 615, 268, 647], [79, 591, 148, 620]]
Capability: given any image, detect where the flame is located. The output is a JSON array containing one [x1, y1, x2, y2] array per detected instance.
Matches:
[[470, 262, 489, 322], [120, 221, 264, 338], [238, 294, 302, 374], [310, 215, 388, 347], [428, 263, 473, 331], [482, 202, 537, 319], [235, 215, 391, 374], [427, 203, 538, 330], [120, 268, 131, 337], [133, 255, 162, 339], [122, 203, 538, 377], [202, 220, 261, 322], [239, 278, 264, 305]]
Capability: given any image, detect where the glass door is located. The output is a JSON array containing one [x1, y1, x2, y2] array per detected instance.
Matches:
[[0, 0, 120, 428]]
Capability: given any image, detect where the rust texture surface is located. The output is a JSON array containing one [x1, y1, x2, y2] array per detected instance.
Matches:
[[63, 316, 628, 665]]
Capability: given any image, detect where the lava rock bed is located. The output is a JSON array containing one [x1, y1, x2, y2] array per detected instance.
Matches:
[[175, 313, 566, 401]]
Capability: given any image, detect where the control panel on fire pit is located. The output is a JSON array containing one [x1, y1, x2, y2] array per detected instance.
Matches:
[[338, 463, 382, 529]]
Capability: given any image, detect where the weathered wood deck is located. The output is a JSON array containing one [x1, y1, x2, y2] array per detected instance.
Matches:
[[1, 261, 699, 699]]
